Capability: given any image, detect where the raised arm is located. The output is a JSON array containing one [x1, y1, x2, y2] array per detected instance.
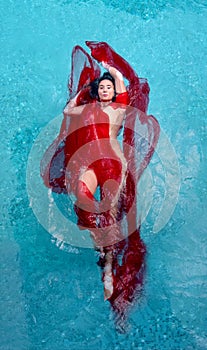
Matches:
[[102, 62, 126, 94]]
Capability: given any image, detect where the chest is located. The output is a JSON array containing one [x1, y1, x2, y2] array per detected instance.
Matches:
[[101, 106, 125, 127]]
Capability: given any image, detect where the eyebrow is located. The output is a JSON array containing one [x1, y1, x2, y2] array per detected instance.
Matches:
[[99, 84, 112, 87]]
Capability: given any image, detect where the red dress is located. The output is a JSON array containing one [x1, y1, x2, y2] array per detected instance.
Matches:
[[68, 93, 128, 185], [41, 42, 160, 324]]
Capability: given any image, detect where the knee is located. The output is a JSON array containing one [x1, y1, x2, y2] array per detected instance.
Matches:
[[76, 180, 94, 204]]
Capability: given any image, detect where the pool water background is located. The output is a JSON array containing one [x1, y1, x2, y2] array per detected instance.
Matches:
[[0, 0, 206, 349]]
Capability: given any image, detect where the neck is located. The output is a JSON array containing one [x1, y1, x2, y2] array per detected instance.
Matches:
[[99, 100, 112, 107]]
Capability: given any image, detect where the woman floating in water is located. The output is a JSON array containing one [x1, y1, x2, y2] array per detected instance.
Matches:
[[41, 41, 160, 324]]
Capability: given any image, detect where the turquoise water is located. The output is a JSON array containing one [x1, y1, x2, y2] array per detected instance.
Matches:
[[1, 0, 207, 349]]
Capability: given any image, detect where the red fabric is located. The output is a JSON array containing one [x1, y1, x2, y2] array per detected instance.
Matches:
[[40, 41, 160, 324], [115, 92, 130, 105]]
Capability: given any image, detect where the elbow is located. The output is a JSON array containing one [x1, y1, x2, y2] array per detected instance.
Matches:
[[63, 107, 71, 117]]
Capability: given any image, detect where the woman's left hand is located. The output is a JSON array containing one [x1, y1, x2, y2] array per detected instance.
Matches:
[[101, 61, 110, 70]]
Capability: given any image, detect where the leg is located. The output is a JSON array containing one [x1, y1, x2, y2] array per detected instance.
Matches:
[[74, 169, 98, 230], [75, 170, 114, 300], [79, 169, 98, 197], [76, 169, 98, 209]]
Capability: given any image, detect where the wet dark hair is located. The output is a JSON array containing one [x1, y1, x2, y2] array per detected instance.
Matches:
[[89, 72, 116, 101]]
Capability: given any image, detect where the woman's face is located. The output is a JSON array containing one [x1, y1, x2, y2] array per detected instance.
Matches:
[[98, 79, 115, 101]]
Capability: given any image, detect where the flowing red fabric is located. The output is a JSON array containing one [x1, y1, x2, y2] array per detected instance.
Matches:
[[40, 41, 160, 325]]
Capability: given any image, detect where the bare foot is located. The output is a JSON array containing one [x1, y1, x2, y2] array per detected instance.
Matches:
[[103, 251, 114, 300], [104, 271, 113, 300]]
